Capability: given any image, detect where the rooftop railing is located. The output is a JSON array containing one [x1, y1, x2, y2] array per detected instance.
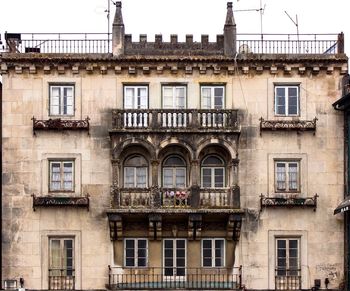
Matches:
[[1, 32, 343, 55]]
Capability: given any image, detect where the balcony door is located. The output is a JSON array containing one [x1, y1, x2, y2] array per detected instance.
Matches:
[[124, 86, 148, 127], [163, 239, 186, 281]]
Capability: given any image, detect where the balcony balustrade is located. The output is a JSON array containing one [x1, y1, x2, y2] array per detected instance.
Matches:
[[107, 266, 242, 290], [260, 194, 318, 211], [275, 268, 301, 290], [111, 187, 240, 209], [49, 269, 75, 290], [111, 109, 239, 133]]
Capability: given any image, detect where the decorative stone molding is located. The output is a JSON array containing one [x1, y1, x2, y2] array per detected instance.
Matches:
[[32, 116, 90, 134], [32, 194, 89, 211], [260, 194, 318, 211], [259, 117, 317, 135]]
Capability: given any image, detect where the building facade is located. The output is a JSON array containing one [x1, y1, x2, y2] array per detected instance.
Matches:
[[0, 2, 348, 291]]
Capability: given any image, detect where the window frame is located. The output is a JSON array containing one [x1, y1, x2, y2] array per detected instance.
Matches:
[[201, 155, 225, 189], [161, 84, 187, 109], [274, 160, 300, 193], [49, 84, 75, 116], [49, 237, 75, 280], [123, 85, 149, 109], [162, 156, 187, 188], [201, 238, 226, 268], [275, 237, 300, 277], [274, 85, 300, 116], [123, 155, 148, 188], [200, 85, 225, 109], [49, 160, 75, 193], [124, 238, 148, 268]]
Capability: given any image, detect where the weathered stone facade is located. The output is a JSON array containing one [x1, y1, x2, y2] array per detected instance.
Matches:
[[0, 2, 348, 291]]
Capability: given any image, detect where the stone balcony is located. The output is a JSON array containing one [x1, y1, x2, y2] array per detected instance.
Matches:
[[110, 109, 240, 134]]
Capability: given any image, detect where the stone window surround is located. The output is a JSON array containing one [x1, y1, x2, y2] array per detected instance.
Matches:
[[40, 230, 82, 290], [42, 77, 82, 120], [268, 230, 308, 290], [41, 153, 82, 196], [268, 153, 308, 196]]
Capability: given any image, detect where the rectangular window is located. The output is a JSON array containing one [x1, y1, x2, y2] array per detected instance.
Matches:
[[49, 160, 74, 192], [201, 168, 225, 188], [162, 86, 186, 109], [50, 85, 74, 116], [275, 161, 299, 192], [275, 238, 301, 290], [201, 86, 225, 109], [124, 239, 148, 267], [202, 239, 225, 267], [124, 167, 147, 188], [275, 85, 299, 116], [124, 86, 148, 109], [49, 237, 75, 290], [163, 239, 186, 278]]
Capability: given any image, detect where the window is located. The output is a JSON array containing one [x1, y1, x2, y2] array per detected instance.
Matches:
[[275, 85, 299, 116], [202, 239, 225, 267], [275, 238, 301, 290], [124, 86, 148, 109], [123, 155, 148, 188], [201, 86, 225, 109], [49, 238, 75, 290], [50, 85, 74, 116], [275, 161, 299, 192], [162, 156, 186, 188], [124, 239, 148, 267], [163, 239, 186, 278], [49, 160, 74, 192], [162, 86, 186, 109], [201, 155, 225, 188]]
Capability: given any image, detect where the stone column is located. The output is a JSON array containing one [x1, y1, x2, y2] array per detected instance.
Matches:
[[151, 160, 160, 207], [190, 160, 200, 208], [111, 159, 120, 207]]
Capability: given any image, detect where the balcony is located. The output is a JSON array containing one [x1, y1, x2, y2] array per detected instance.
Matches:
[[32, 194, 90, 211], [107, 266, 242, 290], [110, 109, 239, 133], [111, 187, 240, 210], [275, 268, 301, 290], [260, 194, 318, 211], [32, 117, 90, 134], [259, 117, 317, 134]]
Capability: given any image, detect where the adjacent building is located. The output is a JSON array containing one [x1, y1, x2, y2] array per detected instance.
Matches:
[[0, 2, 348, 290]]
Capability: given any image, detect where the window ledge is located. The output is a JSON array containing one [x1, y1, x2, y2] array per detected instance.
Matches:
[[32, 194, 89, 211], [32, 116, 90, 134], [260, 194, 318, 211], [259, 117, 317, 134]]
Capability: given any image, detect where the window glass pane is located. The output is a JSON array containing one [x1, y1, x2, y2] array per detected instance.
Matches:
[[124, 88, 134, 109], [164, 156, 185, 166], [275, 87, 286, 115], [214, 87, 224, 109], [214, 168, 224, 188], [163, 87, 174, 109], [202, 156, 224, 166], [50, 87, 60, 115], [136, 167, 147, 188], [202, 168, 212, 188], [64, 87, 74, 115], [175, 168, 186, 188], [276, 163, 286, 190], [288, 163, 298, 190], [50, 240, 61, 268], [163, 168, 174, 188], [125, 239, 135, 267], [201, 87, 211, 109], [176, 87, 186, 109], [124, 167, 135, 188], [125, 156, 148, 167], [203, 240, 212, 248], [138, 87, 148, 109]]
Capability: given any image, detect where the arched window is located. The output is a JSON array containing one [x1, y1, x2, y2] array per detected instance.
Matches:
[[123, 155, 148, 188], [162, 156, 186, 188], [201, 155, 225, 188]]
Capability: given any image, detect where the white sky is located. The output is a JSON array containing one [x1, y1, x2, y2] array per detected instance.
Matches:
[[0, 0, 349, 56]]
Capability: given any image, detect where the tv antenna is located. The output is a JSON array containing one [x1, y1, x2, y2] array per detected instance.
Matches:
[[284, 11, 300, 52], [234, 0, 266, 40]]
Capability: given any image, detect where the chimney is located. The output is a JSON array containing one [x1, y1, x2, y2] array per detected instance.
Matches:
[[224, 2, 236, 57], [112, 2, 125, 56]]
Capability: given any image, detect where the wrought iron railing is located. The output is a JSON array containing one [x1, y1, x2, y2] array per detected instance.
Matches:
[[2, 32, 343, 55], [49, 268, 75, 290], [32, 117, 90, 134], [32, 194, 90, 211], [260, 194, 318, 211], [111, 109, 239, 132], [275, 268, 301, 290], [259, 117, 317, 134], [108, 266, 242, 290], [111, 187, 240, 209]]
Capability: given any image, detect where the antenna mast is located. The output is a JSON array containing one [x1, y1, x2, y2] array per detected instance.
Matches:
[[284, 11, 300, 52]]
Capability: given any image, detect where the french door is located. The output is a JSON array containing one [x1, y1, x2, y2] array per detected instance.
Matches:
[[163, 239, 186, 281]]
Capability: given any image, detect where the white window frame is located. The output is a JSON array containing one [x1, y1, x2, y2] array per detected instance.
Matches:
[[49, 237, 75, 290], [275, 237, 301, 290], [274, 85, 299, 116], [49, 84, 75, 116], [201, 238, 225, 267], [201, 156, 225, 189], [201, 86, 225, 109], [274, 161, 300, 192], [124, 85, 148, 109], [49, 160, 75, 192], [123, 167, 148, 188], [124, 238, 148, 268], [162, 156, 187, 188], [163, 239, 187, 280], [162, 85, 187, 109]]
